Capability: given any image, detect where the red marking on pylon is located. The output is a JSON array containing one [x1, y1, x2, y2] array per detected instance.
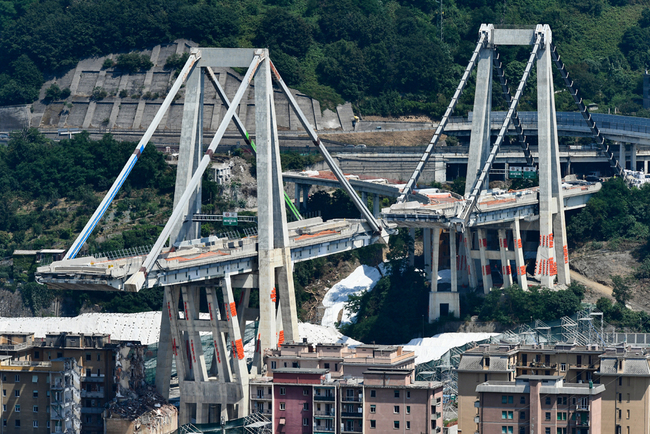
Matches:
[[230, 302, 237, 318]]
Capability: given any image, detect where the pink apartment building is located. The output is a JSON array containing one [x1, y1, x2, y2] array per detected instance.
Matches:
[[475, 375, 604, 434]]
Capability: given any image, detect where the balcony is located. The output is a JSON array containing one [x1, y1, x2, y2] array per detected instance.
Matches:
[[575, 405, 590, 412], [341, 411, 363, 418], [81, 390, 105, 398], [314, 395, 335, 401], [313, 427, 335, 433], [342, 428, 362, 433], [81, 407, 104, 414], [314, 410, 335, 417], [341, 396, 362, 402], [81, 375, 105, 383], [253, 394, 272, 401]]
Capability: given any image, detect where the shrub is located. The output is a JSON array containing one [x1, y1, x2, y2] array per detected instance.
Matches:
[[116, 53, 154, 73], [45, 83, 61, 101], [102, 58, 115, 69], [119, 89, 128, 98], [91, 87, 107, 100]]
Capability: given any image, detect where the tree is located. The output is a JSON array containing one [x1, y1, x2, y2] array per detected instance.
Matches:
[[611, 275, 631, 305]]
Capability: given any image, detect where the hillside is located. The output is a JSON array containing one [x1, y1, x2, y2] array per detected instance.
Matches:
[[0, 0, 650, 119]]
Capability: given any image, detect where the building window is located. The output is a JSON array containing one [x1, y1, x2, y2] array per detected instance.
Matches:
[[86, 353, 91, 361], [1, 389, 4, 397], [303, 418, 308, 427], [33, 406, 38, 413], [619, 393, 622, 403], [371, 390, 376, 398], [406, 406, 410, 414], [2, 405, 6, 412], [271, 361, 276, 369], [292, 362, 299, 368], [303, 388, 309, 396], [86, 369, 91, 377], [394, 406, 400, 414], [280, 387, 286, 395], [47, 422, 50, 429], [97, 353, 101, 361], [561, 363, 566, 371], [519, 428, 526, 434], [14, 390, 19, 397], [33, 420, 38, 428], [370, 405, 376, 413], [15, 405, 20, 413], [31, 375, 37, 383], [14, 420, 20, 428], [627, 409, 630, 419], [370, 420, 376, 429], [406, 421, 411, 430], [557, 412, 567, 421], [520, 396, 525, 404], [394, 421, 400, 429], [502, 395, 513, 404], [33, 390, 38, 398], [502, 427, 514, 434], [407, 391, 411, 399], [335, 364, 338, 371], [545, 397, 551, 405], [279, 402, 285, 410], [557, 429, 567, 434], [394, 390, 400, 398], [545, 412, 551, 420], [14, 375, 19, 382], [303, 403, 309, 411], [520, 411, 525, 419], [324, 363, 330, 369], [545, 428, 550, 434], [502, 411, 513, 420]]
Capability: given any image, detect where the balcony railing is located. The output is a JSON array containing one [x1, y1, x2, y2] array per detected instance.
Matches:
[[575, 405, 590, 412], [314, 410, 336, 417], [342, 428, 362, 433], [314, 395, 335, 401], [341, 411, 363, 418], [341, 396, 362, 402], [313, 427, 335, 433]]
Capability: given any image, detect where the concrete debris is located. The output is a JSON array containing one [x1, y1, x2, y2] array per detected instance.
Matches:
[[107, 385, 174, 421]]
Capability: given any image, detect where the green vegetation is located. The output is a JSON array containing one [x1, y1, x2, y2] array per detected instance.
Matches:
[[0, 0, 648, 117]]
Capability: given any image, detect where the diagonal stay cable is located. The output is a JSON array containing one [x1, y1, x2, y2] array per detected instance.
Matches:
[[397, 30, 489, 203], [455, 33, 542, 229]]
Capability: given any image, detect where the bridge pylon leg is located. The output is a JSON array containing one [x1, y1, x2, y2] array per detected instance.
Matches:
[[535, 25, 569, 288], [498, 228, 513, 288]]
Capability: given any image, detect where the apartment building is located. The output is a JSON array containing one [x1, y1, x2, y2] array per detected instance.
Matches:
[[264, 342, 416, 378], [0, 332, 143, 434], [458, 342, 650, 434], [251, 342, 443, 434], [0, 355, 82, 434], [475, 375, 604, 434]]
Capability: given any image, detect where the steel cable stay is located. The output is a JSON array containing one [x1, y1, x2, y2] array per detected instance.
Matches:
[[550, 43, 624, 176], [63, 51, 202, 260], [204, 67, 303, 221], [397, 30, 489, 203], [493, 47, 535, 167], [455, 34, 542, 229]]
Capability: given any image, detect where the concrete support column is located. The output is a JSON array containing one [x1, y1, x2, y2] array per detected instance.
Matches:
[[477, 228, 492, 293], [408, 228, 416, 267], [373, 194, 380, 217], [361, 191, 368, 219], [632, 144, 638, 171], [423, 228, 432, 280], [512, 218, 528, 290], [295, 183, 301, 210], [464, 231, 478, 289], [300, 185, 310, 212], [450, 227, 458, 293], [498, 228, 513, 288], [619, 143, 626, 170], [431, 229, 440, 292], [645, 160, 649, 174]]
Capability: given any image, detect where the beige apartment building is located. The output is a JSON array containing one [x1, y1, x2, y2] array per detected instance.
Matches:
[[252, 342, 443, 434], [264, 342, 416, 378], [458, 343, 650, 434]]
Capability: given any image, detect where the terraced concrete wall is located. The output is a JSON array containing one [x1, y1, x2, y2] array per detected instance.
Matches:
[[25, 40, 351, 140]]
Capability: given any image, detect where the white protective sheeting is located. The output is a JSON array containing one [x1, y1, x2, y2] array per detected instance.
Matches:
[[403, 332, 499, 365], [0, 312, 162, 345], [320, 264, 386, 328]]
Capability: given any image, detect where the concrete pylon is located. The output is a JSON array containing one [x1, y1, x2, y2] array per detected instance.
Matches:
[[535, 25, 570, 287], [465, 24, 494, 197], [255, 54, 299, 359]]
